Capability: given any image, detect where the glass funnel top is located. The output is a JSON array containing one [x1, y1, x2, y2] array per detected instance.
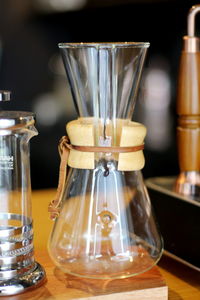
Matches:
[[59, 42, 150, 48], [59, 42, 149, 120]]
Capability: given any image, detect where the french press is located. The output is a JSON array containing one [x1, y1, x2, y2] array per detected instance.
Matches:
[[0, 91, 45, 295]]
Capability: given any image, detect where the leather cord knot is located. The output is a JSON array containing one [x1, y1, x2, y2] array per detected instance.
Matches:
[[48, 136, 144, 220], [48, 136, 71, 220]]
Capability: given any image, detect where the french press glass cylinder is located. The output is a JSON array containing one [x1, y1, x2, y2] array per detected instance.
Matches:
[[0, 91, 45, 295]]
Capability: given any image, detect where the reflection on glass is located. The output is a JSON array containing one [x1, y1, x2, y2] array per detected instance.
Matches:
[[48, 43, 163, 279]]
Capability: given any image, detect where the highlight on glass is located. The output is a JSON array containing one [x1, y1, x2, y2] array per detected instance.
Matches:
[[48, 42, 163, 279]]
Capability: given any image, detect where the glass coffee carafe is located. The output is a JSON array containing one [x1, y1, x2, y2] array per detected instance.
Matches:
[[48, 42, 163, 279]]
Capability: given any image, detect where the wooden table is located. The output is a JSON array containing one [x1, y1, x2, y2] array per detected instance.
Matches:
[[29, 189, 200, 300]]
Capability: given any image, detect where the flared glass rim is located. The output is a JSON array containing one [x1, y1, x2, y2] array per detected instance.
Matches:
[[0, 111, 35, 129], [58, 42, 150, 49]]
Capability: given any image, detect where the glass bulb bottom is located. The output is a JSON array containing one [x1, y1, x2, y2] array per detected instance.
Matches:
[[49, 245, 162, 279]]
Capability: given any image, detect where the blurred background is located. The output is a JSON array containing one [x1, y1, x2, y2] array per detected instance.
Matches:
[[0, 0, 197, 189]]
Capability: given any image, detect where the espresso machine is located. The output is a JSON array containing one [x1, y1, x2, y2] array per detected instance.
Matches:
[[146, 4, 200, 271]]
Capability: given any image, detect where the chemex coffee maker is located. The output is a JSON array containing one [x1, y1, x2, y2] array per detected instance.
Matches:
[[0, 91, 45, 295], [48, 42, 163, 279], [146, 4, 200, 271]]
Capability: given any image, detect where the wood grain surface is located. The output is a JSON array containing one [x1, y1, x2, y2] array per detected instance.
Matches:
[[176, 52, 200, 172], [12, 189, 199, 300], [0, 251, 167, 300]]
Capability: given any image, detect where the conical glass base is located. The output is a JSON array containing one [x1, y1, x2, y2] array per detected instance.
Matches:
[[48, 42, 163, 279], [49, 165, 163, 279]]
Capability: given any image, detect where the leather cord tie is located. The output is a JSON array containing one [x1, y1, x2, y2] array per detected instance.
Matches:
[[48, 135, 144, 220]]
